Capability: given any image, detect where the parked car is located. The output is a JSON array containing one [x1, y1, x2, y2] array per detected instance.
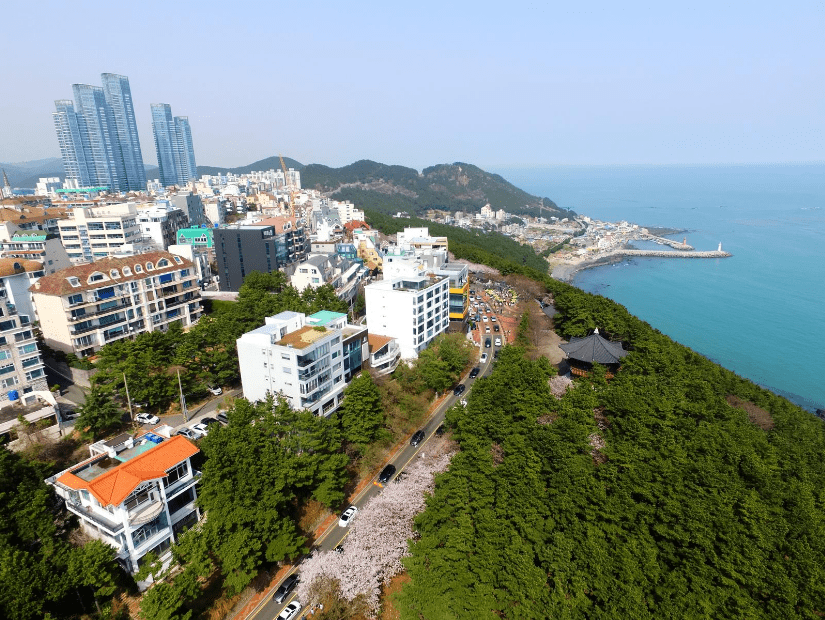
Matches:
[[136, 412, 160, 425], [216, 411, 229, 425], [491, 316, 497, 322], [278, 601, 302, 620], [453, 384, 466, 396], [339, 505, 358, 527], [200, 416, 220, 427], [480, 353, 488, 363], [273, 573, 300, 604], [495, 337, 502, 346], [485, 326, 491, 334], [485, 338, 491, 348], [191, 422, 209, 437], [482, 315, 488, 322], [62, 408, 80, 421], [410, 430, 426, 447], [176, 428, 198, 440], [494, 325, 500, 333], [207, 385, 222, 395], [469, 367, 480, 378], [435, 424, 446, 436], [378, 464, 396, 484]]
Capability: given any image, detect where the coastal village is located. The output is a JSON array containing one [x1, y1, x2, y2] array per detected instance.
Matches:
[[421, 206, 730, 281]]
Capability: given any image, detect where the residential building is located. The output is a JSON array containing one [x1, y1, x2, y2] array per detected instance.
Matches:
[[169, 192, 206, 226], [290, 254, 366, 304], [382, 245, 469, 321], [151, 105, 197, 187], [0, 206, 68, 237], [46, 432, 201, 576], [0, 391, 60, 449], [214, 218, 307, 292], [0, 228, 72, 275], [53, 74, 146, 192], [396, 227, 448, 252], [367, 333, 401, 376], [35, 177, 63, 197], [236, 310, 367, 416], [364, 275, 450, 359], [136, 203, 189, 250], [58, 203, 142, 263], [0, 259, 48, 399], [30, 251, 202, 358]]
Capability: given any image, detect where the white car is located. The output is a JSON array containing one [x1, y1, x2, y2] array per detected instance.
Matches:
[[482, 315, 488, 322], [491, 316, 497, 322], [207, 385, 222, 395], [480, 353, 488, 363], [339, 505, 358, 527], [494, 337, 502, 347], [485, 326, 491, 334], [278, 601, 302, 620], [191, 422, 209, 437], [136, 412, 160, 425]]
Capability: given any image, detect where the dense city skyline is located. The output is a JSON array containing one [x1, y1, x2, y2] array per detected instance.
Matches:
[[2, 1, 823, 169]]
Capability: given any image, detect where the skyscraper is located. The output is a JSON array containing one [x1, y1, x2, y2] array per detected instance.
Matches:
[[151, 104, 197, 187], [53, 74, 146, 192], [101, 73, 147, 191]]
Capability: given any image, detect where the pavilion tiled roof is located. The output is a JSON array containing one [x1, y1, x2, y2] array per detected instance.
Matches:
[[560, 330, 628, 364], [29, 250, 192, 297], [55, 435, 199, 507]]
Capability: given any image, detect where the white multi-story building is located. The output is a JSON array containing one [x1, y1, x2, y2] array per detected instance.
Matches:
[[290, 254, 366, 304], [0, 225, 72, 275], [136, 203, 189, 250], [0, 258, 48, 399], [30, 251, 202, 358], [58, 203, 143, 263], [395, 226, 448, 252], [237, 310, 368, 416], [46, 432, 201, 577], [364, 274, 450, 359]]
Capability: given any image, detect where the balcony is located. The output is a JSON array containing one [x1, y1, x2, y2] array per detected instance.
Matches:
[[65, 501, 124, 536], [129, 499, 165, 526]]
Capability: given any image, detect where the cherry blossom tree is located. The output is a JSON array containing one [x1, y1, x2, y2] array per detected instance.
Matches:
[[296, 438, 456, 614]]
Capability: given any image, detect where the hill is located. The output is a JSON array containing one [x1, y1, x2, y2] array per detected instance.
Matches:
[[1, 157, 64, 188], [197, 155, 304, 178], [302, 159, 572, 219]]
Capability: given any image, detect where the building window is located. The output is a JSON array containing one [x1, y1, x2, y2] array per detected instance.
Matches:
[[164, 461, 189, 487]]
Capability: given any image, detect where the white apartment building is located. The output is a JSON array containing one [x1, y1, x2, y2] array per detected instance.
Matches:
[[364, 274, 450, 359], [395, 226, 448, 252], [30, 251, 202, 358], [136, 203, 189, 250], [46, 432, 201, 576], [0, 259, 48, 399], [237, 310, 368, 416], [290, 254, 366, 304], [58, 203, 143, 263]]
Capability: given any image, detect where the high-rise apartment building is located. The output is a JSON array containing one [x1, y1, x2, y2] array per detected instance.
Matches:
[[53, 74, 146, 193], [151, 104, 197, 187]]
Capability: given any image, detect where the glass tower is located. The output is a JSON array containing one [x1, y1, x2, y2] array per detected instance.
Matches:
[[53, 74, 147, 192], [151, 104, 178, 187], [173, 116, 197, 184], [151, 104, 197, 187], [101, 73, 147, 191]]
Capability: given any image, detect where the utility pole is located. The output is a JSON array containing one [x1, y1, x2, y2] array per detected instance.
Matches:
[[177, 369, 188, 422], [123, 373, 135, 425]]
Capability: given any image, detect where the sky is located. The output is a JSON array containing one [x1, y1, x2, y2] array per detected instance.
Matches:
[[2, 0, 822, 170]]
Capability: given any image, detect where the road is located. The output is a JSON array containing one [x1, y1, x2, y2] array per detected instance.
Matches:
[[249, 340, 501, 620]]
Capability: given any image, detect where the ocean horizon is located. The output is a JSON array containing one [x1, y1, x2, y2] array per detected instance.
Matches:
[[493, 163, 825, 413]]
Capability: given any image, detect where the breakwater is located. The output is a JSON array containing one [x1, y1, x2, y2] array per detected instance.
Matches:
[[621, 249, 731, 258], [641, 234, 694, 250]]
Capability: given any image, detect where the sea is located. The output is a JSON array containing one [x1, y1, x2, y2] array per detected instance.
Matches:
[[492, 164, 825, 413]]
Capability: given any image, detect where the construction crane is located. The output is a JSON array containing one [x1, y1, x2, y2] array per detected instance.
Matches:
[[279, 153, 297, 218]]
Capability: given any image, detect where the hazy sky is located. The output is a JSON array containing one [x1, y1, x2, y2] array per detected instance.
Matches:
[[2, 0, 822, 169]]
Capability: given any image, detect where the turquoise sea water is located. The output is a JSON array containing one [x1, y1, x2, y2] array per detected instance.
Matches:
[[493, 164, 825, 412]]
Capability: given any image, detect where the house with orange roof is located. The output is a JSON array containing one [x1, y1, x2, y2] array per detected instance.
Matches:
[[46, 431, 201, 576], [367, 333, 401, 376]]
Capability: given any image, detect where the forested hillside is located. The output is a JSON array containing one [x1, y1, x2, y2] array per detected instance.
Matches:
[[396, 279, 825, 619], [302, 160, 569, 218]]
